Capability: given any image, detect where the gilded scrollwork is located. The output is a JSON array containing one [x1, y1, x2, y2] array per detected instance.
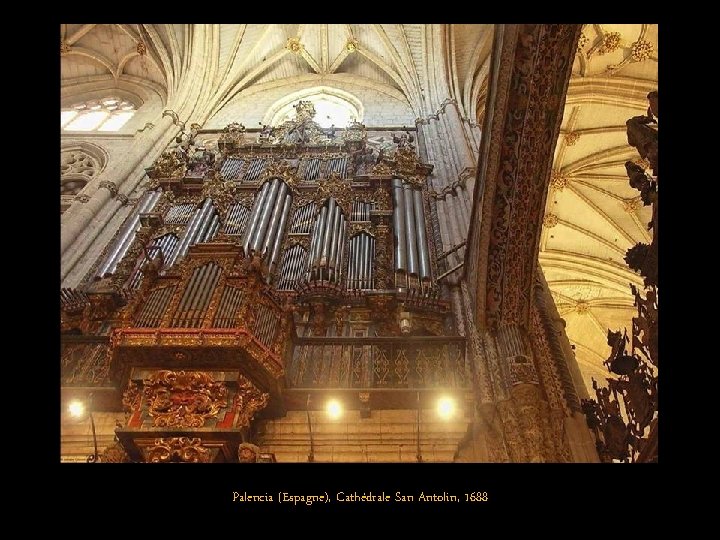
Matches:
[[145, 437, 211, 463], [267, 100, 335, 146], [287, 235, 310, 251], [234, 374, 270, 427], [142, 370, 229, 428], [257, 161, 300, 191], [349, 223, 374, 238], [342, 120, 366, 141], [238, 442, 260, 463], [147, 149, 187, 180], [371, 187, 391, 211], [99, 442, 131, 463], [312, 172, 352, 216], [218, 122, 247, 154]]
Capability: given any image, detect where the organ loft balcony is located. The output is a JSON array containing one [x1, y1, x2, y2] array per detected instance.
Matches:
[[111, 244, 291, 414]]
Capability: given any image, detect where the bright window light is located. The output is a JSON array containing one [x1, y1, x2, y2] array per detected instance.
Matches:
[[62, 97, 137, 132], [65, 111, 109, 131], [61, 110, 78, 128], [312, 98, 354, 128], [98, 111, 134, 131], [273, 93, 360, 129]]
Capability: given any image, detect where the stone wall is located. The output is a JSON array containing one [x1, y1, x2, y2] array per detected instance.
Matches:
[[259, 409, 470, 463]]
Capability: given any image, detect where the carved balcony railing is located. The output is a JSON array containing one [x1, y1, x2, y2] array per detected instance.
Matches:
[[61, 337, 112, 387], [288, 336, 468, 390]]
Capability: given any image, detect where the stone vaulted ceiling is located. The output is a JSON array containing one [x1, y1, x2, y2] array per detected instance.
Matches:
[[61, 24, 494, 121], [539, 24, 658, 393], [60, 24, 180, 101]]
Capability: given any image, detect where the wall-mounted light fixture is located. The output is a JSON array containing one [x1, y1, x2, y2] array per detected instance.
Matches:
[[67, 393, 98, 463]]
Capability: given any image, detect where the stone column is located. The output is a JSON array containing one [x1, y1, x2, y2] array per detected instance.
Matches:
[[534, 270, 589, 402], [60, 114, 176, 259], [493, 323, 550, 462], [447, 101, 477, 169], [61, 192, 126, 283]]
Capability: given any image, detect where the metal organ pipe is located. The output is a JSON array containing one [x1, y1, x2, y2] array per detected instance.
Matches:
[[413, 189, 431, 280], [244, 159, 266, 182], [128, 233, 178, 289], [166, 203, 201, 268], [97, 190, 160, 277], [306, 199, 347, 284], [190, 199, 216, 247], [224, 204, 250, 235], [170, 198, 213, 265], [334, 217, 346, 280], [348, 236, 357, 288], [370, 236, 375, 288], [364, 234, 372, 289], [304, 159, 320, 181], [366, 235, 374, 289], [356, 234, 363, 289], [182, 264, 209, 326], [250, 179, 280, 253], [356, 236, 363, 288], [327, 208, 342, 277], [239, 178, 293, 274], [320, 199, 336, 268], [191, 263, 221, 326], [100, 189, 159, 275], [392, 179, 407, 272], [220, 158, 244, 180], [282, 246, 307, 289], [172, 265, 201, 326], [290, 203, 315, 234], [277, 248, 295, 289], [359, 235, 366, 289], [159, 234, 178, 263], [311, 206, 327, 268], [261, 182, 289, 257], [267, 193, 292, 279], [165, 203, 194, 225], [215, 286, 244, 327], [403, 184, 419, 276], [201, 214, 220, 243], [241, 181, 270, 254]]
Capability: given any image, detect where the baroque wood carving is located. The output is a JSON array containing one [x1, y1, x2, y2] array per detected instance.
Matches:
[[468, 24, 582, 330]]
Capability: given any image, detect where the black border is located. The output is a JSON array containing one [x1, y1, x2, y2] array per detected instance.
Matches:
[[43, 20, 679, 520]]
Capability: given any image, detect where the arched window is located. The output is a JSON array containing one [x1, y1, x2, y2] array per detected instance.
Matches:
[[61, 97, 136, 132], [269, 90, 362, 129]]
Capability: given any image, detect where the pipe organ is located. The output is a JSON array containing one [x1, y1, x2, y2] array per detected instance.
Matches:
[[241, 177, 293, 274], [307, 198, 346, 283], [62, 101, 467, 463], [392, 178, 432, 290], [221, 203, 251, 235], [243, 158, 267, 182], [347, 232, 374, 290], [96, 190, 162, 277], [276, 244, 309, 291], [219, 157, 244, 180]]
